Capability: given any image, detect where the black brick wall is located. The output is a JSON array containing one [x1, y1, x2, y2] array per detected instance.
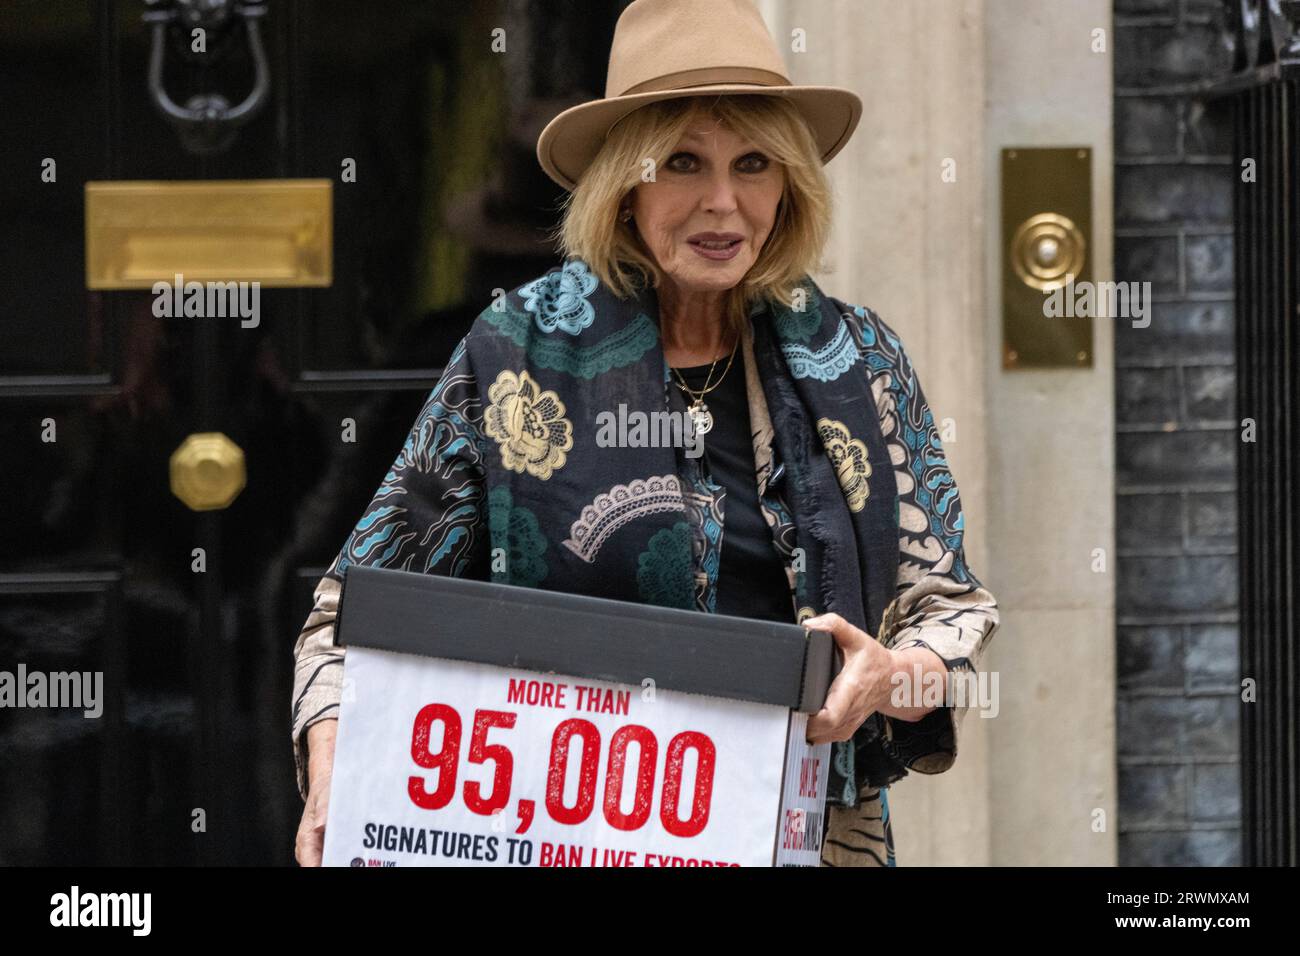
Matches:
[[1114, 0, 1241, 865]]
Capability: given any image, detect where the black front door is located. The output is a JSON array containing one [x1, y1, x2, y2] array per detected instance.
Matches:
[[0, 0, 626, 865]]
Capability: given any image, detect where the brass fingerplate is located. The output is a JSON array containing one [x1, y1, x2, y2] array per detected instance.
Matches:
[[85, 179, 332, 289], [1001, 148, 1092, 368]]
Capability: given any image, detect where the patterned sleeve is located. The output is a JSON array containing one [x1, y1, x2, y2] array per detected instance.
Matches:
[[289, 336, 489, 800], [843, 302, 1000, 775]]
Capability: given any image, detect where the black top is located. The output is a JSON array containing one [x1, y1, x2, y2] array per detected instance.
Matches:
[[672, 350, 795, 623]]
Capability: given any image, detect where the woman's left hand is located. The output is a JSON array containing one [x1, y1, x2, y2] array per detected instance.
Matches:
[[801, 612, 896, 744]]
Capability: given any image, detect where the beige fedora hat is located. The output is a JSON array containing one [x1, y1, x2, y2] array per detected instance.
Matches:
[[536, 0, 863, 191]]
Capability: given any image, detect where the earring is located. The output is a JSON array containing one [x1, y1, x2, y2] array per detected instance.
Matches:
[[619, 207, 633, 222]]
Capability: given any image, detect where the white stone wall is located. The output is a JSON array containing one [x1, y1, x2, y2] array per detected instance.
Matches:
[[766, 0, 1117, 865]]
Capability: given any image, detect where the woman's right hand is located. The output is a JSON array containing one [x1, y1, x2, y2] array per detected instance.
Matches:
[[294, 719, 338, 867]]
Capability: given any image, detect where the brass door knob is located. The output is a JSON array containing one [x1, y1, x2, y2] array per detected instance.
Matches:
[[169, 432, 246, 511]]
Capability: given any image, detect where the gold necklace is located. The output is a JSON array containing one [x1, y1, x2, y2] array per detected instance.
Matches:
[[670, 337, 738, 436]]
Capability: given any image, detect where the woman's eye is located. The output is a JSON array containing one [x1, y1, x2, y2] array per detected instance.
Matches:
[[665, 151, 768, 173]]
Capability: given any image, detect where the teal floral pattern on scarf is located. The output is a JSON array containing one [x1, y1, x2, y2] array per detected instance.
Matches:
[[519, 258, 599, 335], [781, 320, 858, 382], [487, 485, 548, 587], [770, 278, 822, 342], [482, 305, 658, 378], [636, 522, 695, 609]]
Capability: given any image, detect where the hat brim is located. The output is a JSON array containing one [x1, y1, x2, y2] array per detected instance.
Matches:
[[536, 85, 863, 192]]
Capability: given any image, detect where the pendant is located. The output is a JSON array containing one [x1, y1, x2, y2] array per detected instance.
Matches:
[[688, 400, 713, 435]]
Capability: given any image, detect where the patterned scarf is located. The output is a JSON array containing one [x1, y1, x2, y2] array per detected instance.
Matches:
[[463, 257, 908, 805]]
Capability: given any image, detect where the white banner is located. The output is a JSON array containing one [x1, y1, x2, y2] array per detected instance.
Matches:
[[323, 647, 830, 867]]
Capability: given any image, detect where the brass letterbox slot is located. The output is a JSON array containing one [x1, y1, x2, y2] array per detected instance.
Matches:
[[85, 179, 332, 289]]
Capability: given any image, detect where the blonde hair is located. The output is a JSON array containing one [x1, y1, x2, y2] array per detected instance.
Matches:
[[550, 94, 833, 338]]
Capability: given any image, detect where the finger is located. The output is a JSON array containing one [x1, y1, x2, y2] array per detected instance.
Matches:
[[813, 666, 872, 742], [296, 825, 323, 867], [806, 708, 831, 741], [308, 778, 331, 828], [807, 722, 851, 744], [820, 671, 861, 725], [803, 613, 861, 651], [813, 611, 879, 643], [807, 700, 851, 742], [801, 612, 843, 633], [310, 797, 327, 830]]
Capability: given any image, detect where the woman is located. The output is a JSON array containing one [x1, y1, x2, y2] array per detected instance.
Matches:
[[293, 0, 998, 868]]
